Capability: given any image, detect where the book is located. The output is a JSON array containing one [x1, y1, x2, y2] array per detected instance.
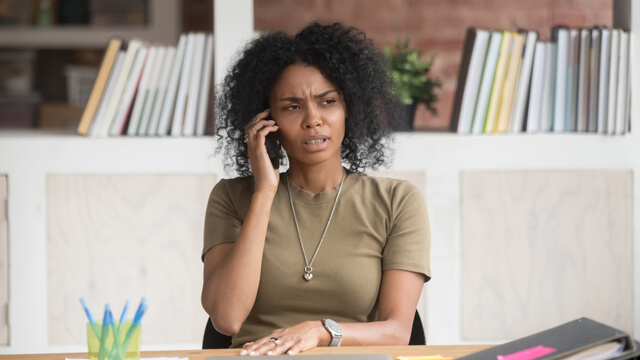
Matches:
[[552, 27, 569, 132], [451, 28, 490, 134], [88, 51, 125, 138], [484, 31, 513, 133], [96, 39, 143, 137], [137, 46, 166, 135], [457, 317, 639, 360], [496, 30, 526, 133], [540, 38, 556, 132], [196, 34, 214, 136], [171, 32, 196, 137], [615, 30, 629, 135], [510, 30, 538, 133], [157, 34, 188, 136], [108, 45, 149, 136], [606, 28, 620, 135], [147, 46, 177, 136], [576, 29, 591, 132], [588, 27, 601, 133], [597, 28, 611, 134], [126, 45, 157, 136], [183, 32, 206, 136], [565, 29, 579, 132], [526, 41, 547, 133], [77, 38, 122, 135], [471, 31, 502, 135]]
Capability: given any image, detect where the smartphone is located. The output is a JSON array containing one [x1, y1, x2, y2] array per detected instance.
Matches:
[[264, 114, 280, 169]]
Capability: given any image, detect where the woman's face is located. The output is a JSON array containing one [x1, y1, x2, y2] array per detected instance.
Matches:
[[269, 64, 346, 168]]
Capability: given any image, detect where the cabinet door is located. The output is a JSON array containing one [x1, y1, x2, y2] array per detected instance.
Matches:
[[47, 174, 216, 345], [0, 176, 7, 345]]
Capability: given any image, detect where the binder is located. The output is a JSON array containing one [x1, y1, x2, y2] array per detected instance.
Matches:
[[458, 318, 639, 360]]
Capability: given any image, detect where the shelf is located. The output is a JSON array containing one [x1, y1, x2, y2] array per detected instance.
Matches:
[[1, 129, 638, 175], [0, 0, 180, 49]]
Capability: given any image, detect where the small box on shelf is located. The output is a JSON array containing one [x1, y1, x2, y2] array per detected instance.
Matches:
[[0, 93, 40, 129]]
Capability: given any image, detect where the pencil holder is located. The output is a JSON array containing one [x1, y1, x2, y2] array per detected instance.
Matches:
[[87, 320, 141, 360]]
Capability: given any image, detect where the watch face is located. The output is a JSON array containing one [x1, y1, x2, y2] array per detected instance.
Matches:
[[324, 319, 342, 335]]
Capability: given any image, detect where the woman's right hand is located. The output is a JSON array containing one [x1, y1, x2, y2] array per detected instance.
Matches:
[[244, 109, 280, 195]]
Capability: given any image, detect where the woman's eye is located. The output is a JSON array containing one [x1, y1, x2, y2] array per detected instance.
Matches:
[[321, 99, 336, 106], [284, 104, 300, 111]]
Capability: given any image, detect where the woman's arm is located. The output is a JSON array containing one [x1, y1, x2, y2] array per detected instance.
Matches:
[[201, 110, 280, 335], [201, 190, 275, 335], [240, 269, 425, 355]]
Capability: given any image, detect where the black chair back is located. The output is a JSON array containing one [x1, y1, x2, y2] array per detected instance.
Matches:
[[203, 311, 426, 349]]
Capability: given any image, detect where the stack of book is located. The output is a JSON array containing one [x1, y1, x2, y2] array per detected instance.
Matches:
[[451, 26, 631, 135], [77, 32, 214, 137]]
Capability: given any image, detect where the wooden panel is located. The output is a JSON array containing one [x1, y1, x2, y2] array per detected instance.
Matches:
[[46, 175, 216, 345], [460, 171, 633, 341], [0, 176, 7, 345]]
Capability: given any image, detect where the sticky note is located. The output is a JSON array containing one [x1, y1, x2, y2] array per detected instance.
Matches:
[[497, 345, 557, 360]]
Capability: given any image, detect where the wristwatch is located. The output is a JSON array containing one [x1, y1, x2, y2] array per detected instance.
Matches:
[[322, 318, 342, 347]]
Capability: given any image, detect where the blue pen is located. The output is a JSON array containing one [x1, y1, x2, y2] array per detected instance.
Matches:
[[121, 302, 148, 355], [98, 304, 110, 360], [119, 300, 130, 326], [79, 297, 101, 338], [118, 299, 130, 335], [108, 309, 125, 360]]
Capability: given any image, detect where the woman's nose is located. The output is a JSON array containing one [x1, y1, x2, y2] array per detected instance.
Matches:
[[303, 107, 322, 128]]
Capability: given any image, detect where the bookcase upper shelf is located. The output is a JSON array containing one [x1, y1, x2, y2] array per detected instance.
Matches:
[[0, 0, 180, 49]]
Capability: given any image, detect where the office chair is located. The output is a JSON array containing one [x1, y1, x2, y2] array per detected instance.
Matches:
[[203, 310, 426, 349]]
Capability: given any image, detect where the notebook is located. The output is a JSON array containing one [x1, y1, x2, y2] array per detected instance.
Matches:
[[458, 317, 638, 360]]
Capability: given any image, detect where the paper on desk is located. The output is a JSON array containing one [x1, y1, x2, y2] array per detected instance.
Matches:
[[66, 358, 188, 360], [560, 341, 625, 360]]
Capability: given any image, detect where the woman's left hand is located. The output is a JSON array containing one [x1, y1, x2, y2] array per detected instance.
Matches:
[[240, 321, 330, 356]]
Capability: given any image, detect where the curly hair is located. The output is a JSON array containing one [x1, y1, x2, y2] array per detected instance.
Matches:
[[215, 22, 403, 176]]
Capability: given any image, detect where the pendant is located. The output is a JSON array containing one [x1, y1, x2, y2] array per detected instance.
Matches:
[[303, 266, 313, 281]]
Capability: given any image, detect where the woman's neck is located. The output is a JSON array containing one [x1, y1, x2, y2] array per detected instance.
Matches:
[[287, 160, 345, 195]]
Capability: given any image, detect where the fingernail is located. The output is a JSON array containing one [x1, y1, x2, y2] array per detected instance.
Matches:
[[267, 351, 273, 355], [273, 125, 279, 128], [240, 350, 247, 356], [249, 351, 255, 356]]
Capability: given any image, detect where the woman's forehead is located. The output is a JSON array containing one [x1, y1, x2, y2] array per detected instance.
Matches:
[[271, 64, 337, 97]]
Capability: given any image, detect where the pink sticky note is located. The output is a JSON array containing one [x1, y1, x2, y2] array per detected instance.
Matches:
[[497, 345, 557, 360]]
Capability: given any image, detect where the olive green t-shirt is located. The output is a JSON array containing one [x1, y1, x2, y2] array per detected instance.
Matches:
[[202, 170, 431, 348]]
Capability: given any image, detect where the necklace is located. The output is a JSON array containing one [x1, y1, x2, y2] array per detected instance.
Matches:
[[286, 170, 346, 281]]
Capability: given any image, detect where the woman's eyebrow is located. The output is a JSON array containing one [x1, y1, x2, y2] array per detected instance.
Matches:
[[279, 89, 338, 102]]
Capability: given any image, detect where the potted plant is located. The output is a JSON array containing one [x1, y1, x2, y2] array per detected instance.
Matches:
[[384, 39, 441, 130]]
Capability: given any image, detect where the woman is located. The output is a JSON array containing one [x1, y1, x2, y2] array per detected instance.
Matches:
[[201, 22, 431, 356]]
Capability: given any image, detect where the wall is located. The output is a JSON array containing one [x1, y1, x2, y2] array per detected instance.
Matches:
[[248, 0, 613, 130]]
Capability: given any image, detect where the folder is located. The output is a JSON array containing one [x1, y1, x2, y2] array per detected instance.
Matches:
[[458, 317, 639, 360]]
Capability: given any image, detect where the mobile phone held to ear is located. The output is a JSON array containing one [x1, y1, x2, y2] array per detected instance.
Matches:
[[265, 128, 280, 170]]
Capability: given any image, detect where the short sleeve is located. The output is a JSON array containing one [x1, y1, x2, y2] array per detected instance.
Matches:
[[201, 179, 243, 261], [382, 181, 431, 282]]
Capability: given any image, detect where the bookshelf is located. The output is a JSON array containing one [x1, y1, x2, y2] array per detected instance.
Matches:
[[0, 0, 638, 355], [0, 0, 180, 49]]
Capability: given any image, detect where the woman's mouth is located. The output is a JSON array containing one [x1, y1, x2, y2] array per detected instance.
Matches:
[[305, 139, 327, 146]]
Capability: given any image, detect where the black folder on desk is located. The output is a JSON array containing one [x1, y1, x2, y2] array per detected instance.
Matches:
[[458, 317, 639, 360]]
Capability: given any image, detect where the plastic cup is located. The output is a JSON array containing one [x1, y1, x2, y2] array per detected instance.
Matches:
[[87, 320, 141, 360]]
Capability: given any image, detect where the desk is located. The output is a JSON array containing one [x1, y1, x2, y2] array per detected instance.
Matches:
[[0, 345, 492, 360]]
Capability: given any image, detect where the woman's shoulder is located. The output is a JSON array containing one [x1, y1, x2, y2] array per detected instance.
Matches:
[[210, 176, 255, 201], [354, 173, 422, 196]]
